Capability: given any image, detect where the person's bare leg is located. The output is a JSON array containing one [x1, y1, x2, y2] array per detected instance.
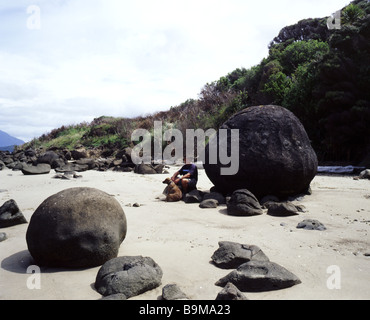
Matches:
[[181, 179, 189, 194]]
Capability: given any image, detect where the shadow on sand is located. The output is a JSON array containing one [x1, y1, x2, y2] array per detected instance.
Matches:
[[1, 250, 94, 274]]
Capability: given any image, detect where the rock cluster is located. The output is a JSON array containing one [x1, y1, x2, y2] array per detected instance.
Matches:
[[212, 241, 301, 294], [0, 147, 168, 175]]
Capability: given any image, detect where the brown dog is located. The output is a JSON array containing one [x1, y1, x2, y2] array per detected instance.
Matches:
[[162, 178, 183, 202]]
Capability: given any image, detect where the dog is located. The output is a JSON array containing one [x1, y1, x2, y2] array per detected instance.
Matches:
[[162, 178, 183, 202]]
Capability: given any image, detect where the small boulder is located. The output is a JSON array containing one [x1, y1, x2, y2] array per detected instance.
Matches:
[[297, 219, 327, 231], [95, 256, 163, 298], [199, 199, 219, 208], [215, 282, 248, 300], [99, 293, 127, 300], [265, 202, 300, 216], [0, 232, 7, 242], [22, 164, 51, 175], [227, 189, 263, 216], [211, 241, 269, 269], [184, 189, 204, 203], [134, 163, 157, 174], [358, 169, 370, 180], [0, 200, 27, 228], [215, 260, 301, 292], [203, 192, 226, 205], [161, 284, 188, 300], [37, 151, 61, 166]]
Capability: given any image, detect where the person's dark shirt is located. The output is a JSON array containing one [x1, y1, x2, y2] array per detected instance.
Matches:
[[179, 164, 198, 181]]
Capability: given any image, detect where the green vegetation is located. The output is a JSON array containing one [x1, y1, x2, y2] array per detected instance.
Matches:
[[24, 0, 370, 164]]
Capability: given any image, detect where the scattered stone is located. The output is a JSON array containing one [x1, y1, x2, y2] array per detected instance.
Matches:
[[227, 189, 263, 216], [36, 151, 62, 167], [211, 241, 269, 269], [0, 199, 27, 228], [99, 293, 127, 300], [161, 284, 188, 300], [358, 169, 370, 180], [215, 282, 248, 300], [134, 163, 157, 175], [184, 189, 204, 204], [297, 219, 327, 231], [199, 199, 218, 208], [95, 256, 163, 298], [55, 163, 89, 173], [215, 260, 301, 292], [203, 192, 226, 205], [26, 187, 127, 268], [0, 232, 7, 242], [133, 202, 141, 207], [21, 164, 51, 175], [265, 202, 300, 216]]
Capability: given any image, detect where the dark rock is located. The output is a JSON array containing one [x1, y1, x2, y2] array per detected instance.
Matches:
[[95, 256, 163, 298], [54, 163, 89, 173], [134, 163, 157, 174], [203, 192, 226, 205], [26, 187, 127, 268], [75, 158, 97, 170], [0, 160, 5, 170], [211, 241, 269, 269], [71, 149, 87, 160], [227, 189, 263, 216], [184, 189, 204, 203], [215, 282, 248, 300], [199, 199, 219, 208], [0, 200, 28, 228], [204, 105, 318, 199], [215, 260, 301, 292], [0, 232, 8, 242], [358, 169, 370, 180], [37, 151, 62, 168], [2, 157, 14, 166], [297, 219, 327, 231], [22, 164, 51, 175], [99, 293, 127, 300], [153, 164, 165, 174], [266, 202, 300, 216], [25, 149, 36, 157], [260, 195, 280, 206], [161, 284, 188, 300]]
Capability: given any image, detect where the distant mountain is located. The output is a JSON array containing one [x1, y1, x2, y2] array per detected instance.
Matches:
[[0, 130, 24, 152]]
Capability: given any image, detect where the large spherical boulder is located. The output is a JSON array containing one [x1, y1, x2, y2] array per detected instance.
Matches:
[[26, 187, 127, 268], [204, 105, 318, 199]]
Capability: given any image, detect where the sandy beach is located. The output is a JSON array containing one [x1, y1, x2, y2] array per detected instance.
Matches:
[[0, 165, 369, 300]]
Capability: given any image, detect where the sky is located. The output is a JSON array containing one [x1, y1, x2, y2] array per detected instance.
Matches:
[[0, 0, 351, 142]]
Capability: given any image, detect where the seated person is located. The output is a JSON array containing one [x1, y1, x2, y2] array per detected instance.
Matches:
[[171, 158, 198, 194]]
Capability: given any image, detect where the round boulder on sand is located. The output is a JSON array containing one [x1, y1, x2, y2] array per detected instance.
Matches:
[[26, 187, 127, 268], [204, 105, 318, 199]]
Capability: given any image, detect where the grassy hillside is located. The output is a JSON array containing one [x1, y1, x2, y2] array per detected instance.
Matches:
[[23, 0, 370, 164]]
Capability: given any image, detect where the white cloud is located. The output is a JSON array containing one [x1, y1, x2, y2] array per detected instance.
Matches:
[[0, 0, 350, 141]]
